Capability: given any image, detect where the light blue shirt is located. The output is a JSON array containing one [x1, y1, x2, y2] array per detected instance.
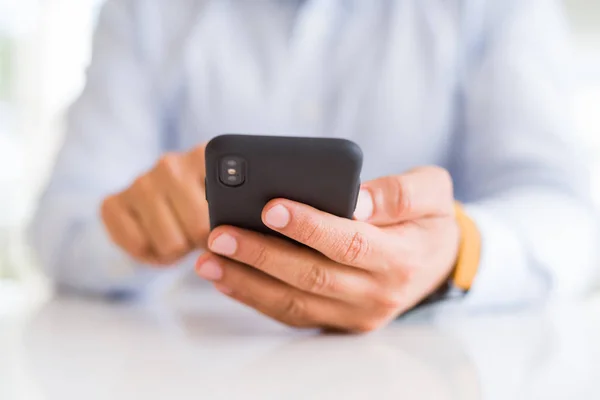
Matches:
[[30, 0, 598, 308]]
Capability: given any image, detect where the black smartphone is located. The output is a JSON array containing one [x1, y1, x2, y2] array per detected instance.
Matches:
[[205, 134, 363, 235]]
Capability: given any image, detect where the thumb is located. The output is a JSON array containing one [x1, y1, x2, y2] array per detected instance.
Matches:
[[354, 166, 455, 226]]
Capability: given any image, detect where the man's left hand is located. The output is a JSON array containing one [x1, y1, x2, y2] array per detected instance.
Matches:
[[195, 167, 460, 333]]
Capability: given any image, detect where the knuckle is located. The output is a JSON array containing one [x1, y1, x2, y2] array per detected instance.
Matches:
[[425, 165, 449, 179], [128, 238, 150, 258], [393, 258, 418, 282], [377, 176, 410, 218], [296, 218, 323, 245], [431, 166, 454, 195], [372, 289, 404, 312], [100, 195, 118, 218], [391, 177, 411, 216], [423, 166, 454, 201], [339, 231, 370, 265], [251, 244, 269, 269], [187, 144, 207, 165], [188, 225, 209, 246], [100, 198, 125, 236], [279, 294, 307, 321], [437, 167, 453, 186], [402, 265, 418, 282], [156, 153, 180, 176], [280, 318, 310, 329], [297, 263, 334, 294], [132, 175, 154, 195], [158, 237, 188, 257], [352, 318, 385, 334]]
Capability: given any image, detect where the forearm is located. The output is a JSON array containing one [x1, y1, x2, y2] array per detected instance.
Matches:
[[447, 0, 599, 309], [29, 192, 173, 297]]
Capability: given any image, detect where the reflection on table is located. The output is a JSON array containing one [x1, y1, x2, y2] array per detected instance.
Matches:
[[2, 287, 599, 400]]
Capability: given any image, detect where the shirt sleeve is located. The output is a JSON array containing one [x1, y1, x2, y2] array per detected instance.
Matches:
[[28, 0, 184, 297], [451, 0, 599, 308]]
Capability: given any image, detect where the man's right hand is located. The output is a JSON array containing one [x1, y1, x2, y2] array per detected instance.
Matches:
[[101, 144, 209, 265]]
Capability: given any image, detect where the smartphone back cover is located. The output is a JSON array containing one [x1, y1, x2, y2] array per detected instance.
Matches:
[[205, 135, 363, 235]]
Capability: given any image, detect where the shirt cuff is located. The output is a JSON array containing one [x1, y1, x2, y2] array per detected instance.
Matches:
[[459, 203, 549, 309], [60, 219, 187, 298]]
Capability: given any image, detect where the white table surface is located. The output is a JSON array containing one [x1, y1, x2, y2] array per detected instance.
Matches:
[[2, 287, 600, 400]]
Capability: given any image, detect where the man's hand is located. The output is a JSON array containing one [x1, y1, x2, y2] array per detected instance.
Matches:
[[196, 167, 460, 332], [101, 144, 209, 265]]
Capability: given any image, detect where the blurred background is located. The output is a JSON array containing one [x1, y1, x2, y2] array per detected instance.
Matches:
[[0, 0, 599, 298]]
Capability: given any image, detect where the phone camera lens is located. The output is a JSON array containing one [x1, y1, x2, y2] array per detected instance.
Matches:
[[220, 156, 245, 187]]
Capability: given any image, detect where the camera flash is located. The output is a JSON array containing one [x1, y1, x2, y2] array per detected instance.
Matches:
[[228, 168, 237, 175]]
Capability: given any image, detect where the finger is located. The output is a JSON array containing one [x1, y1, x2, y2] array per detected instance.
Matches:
[[101, 195, 152, 261], [356, 166, 455, 226], [125, 177, 190, 262], [207, 227, 378, 303], [184, 143, 207, 178], [154, 154, 210, 247], [260, 200, 396, 270], [195, 254, 372, 332]]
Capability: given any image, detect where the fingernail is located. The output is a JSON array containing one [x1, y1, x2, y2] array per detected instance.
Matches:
[[210, 233, 237, 256], [264, 204, 291, 229], [354, 190, 374, 221], [214, 284, 233, 295], [196, 259, 223, 281]]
